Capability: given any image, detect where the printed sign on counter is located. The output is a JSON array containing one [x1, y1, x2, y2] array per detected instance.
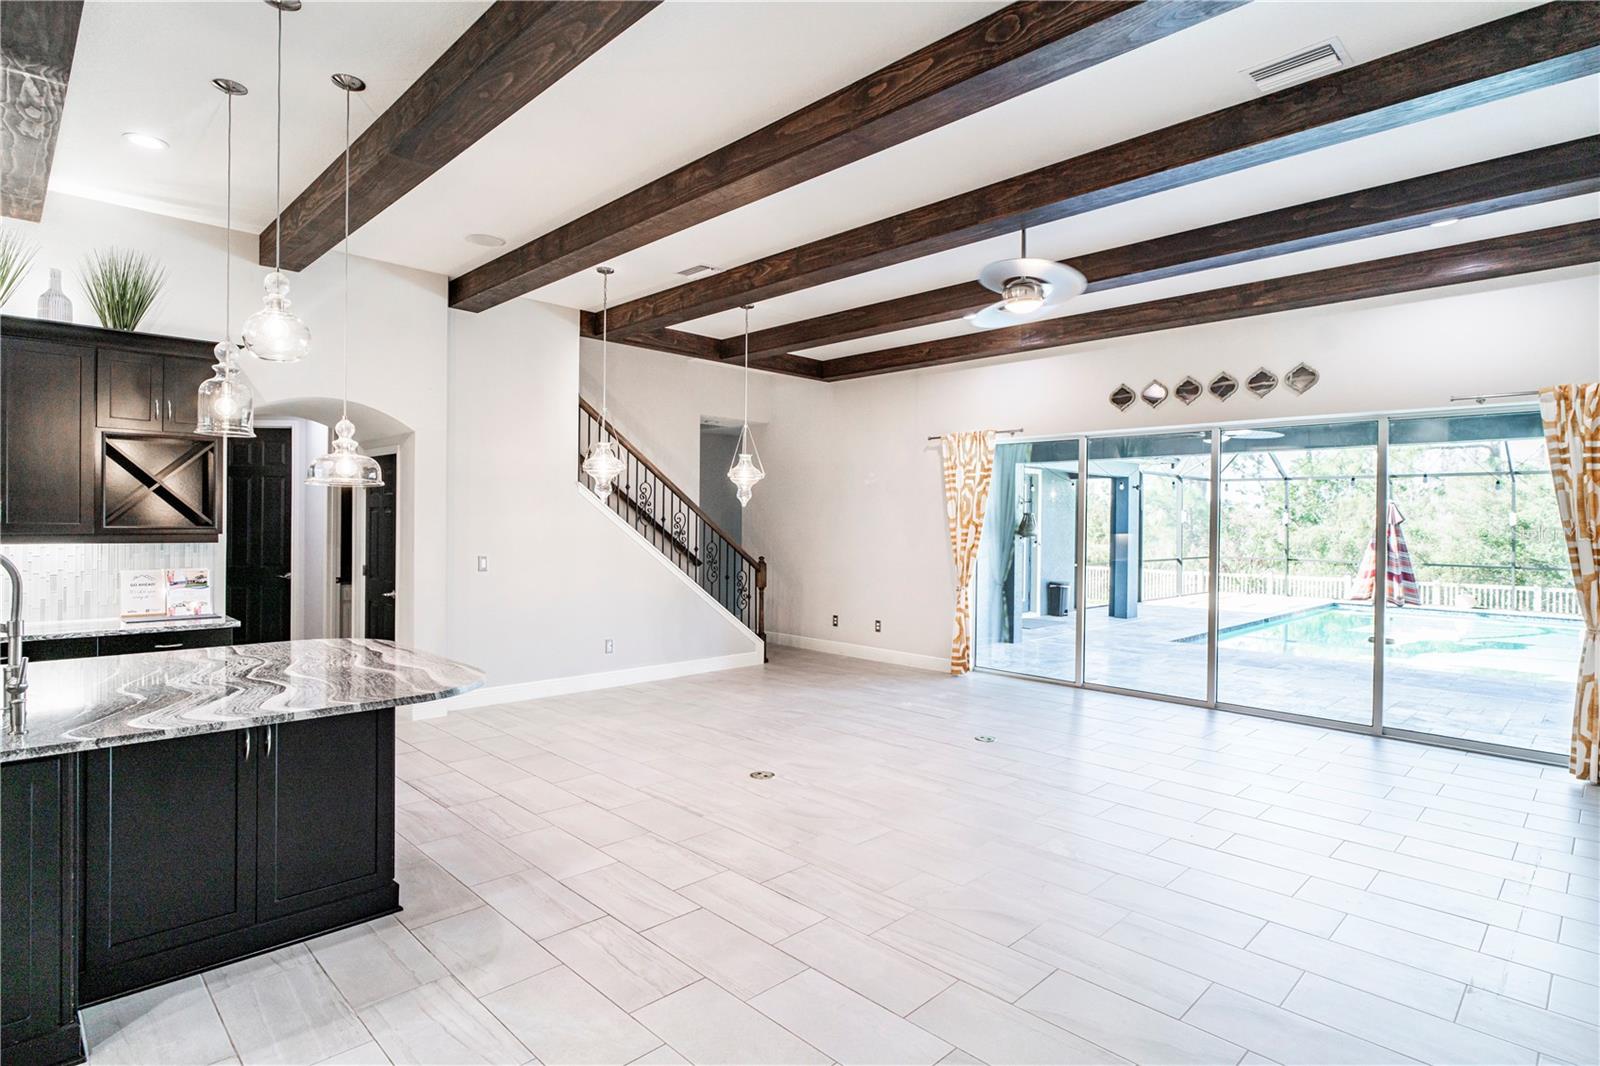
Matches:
[[120, 569, 216, 620]]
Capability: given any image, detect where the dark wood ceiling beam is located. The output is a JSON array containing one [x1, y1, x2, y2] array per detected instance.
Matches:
[[449, 0, 1245, 312], [602, 2, 1600, 340], [735, 136, 1600, 358], [0, 0, 83, 221], [259, 1, 658, 272], [579, 313, 822, 379], [817, 220, 1600, 380]]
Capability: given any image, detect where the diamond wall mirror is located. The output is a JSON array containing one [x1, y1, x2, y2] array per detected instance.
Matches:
[[1209, 372, 1238, 401], [1140, 380, 1169, 407], [1110, 384, 1136, 411], [1246, 368, 1278, 398], [1285, 362, 1320, 394], [1175, 376, 1203, 405]]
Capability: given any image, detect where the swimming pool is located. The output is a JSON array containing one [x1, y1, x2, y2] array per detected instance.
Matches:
[[1207, 603, 1581, 682]]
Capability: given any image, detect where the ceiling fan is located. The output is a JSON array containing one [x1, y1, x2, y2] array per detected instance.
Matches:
[[965, 226, 1086, 330]]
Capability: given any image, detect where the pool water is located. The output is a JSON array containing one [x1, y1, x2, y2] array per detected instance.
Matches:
[[1212, 604, 1581, 682]]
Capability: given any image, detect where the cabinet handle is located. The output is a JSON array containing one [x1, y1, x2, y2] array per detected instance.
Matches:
[[152, 642, 183, 650], [244, 731, 250, 760], [266, 725, 272, 757], [166, 399, 173, 421], [152, 395, 159, 421]]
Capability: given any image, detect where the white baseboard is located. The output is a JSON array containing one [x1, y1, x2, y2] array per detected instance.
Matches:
[[766, 631, 948, 673], [419, 650, 765, 716]]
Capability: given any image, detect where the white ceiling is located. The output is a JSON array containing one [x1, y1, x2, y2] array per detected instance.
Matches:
[[45, 0, 1597, 368], [51, 0, 490, 229]]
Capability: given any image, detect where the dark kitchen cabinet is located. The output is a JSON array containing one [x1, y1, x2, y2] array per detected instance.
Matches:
[[1, 755, 83, 1066], [162, 355, 214, 433], [95, 350, 212, 434], [1, 316, 222, 543], [94, 348, 164, 431], [95, 626, 233, 657], [79, 710, 398, 1004], [257, 711, 394, 922], [81, 729, 257, 1003], [100, 433, 219, 536], [1, 336, 95, 537]]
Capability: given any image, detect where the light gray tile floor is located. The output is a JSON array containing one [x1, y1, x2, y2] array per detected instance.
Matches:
[[81, 648, 1598, 1065]]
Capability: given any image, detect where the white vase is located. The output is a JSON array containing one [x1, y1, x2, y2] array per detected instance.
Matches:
[[36, 267, 72, 322]]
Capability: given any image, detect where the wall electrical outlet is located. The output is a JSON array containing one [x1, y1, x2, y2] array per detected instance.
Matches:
[[832, 614, 839, 627], [875, 620, 882, 632], [476, 555, 489, 572], [604, 639, 614, 654]]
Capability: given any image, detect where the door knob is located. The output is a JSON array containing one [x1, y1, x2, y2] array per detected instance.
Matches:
[[381, 591, 396, 599], [279, 572, 292, 579]]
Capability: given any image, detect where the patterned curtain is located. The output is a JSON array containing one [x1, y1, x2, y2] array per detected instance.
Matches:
[[942, 431, 997, 674], [1539, 384, 1600, 783]]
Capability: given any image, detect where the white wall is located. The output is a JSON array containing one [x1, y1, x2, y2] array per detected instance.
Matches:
[[447, 300, 761, 693], [578, 337, 771, 501], [6, 192, 450, 653], [594, 268, 1600, 669]]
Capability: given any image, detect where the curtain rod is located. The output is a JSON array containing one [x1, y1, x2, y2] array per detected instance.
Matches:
[[1449, 390, 1540, 404], [926, 427, 1025, 442]]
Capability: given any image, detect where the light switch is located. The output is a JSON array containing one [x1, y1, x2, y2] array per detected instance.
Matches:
[[476, 555, 489, 572]]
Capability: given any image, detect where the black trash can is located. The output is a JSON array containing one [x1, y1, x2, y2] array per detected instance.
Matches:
[[1046, 582, 1070, 617]]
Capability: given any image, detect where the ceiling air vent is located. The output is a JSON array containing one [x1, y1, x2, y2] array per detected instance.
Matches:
[[676, 264, 716, 277], [1244, 38, 1348, 93]]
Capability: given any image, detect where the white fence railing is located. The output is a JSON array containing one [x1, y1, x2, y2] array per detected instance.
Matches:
[[1076, 565, 1579, 617]]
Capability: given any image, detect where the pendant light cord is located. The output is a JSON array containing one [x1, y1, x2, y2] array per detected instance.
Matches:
[[342, 82, 351, 422], [600, 269, 610, 446], [273, 3, 283, 273], [742, 305, 750, 431], [224, 92, 232, 344]]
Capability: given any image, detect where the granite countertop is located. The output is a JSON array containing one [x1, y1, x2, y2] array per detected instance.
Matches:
[[1, 638, 483, 762], [21, 615, 242, 641]]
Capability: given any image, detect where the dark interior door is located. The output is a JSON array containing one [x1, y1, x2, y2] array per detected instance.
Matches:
[[227, 429, 292, 644], [364, 454, 397, 641]]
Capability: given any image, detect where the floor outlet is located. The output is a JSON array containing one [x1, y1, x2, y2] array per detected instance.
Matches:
[[832, 615, 839, 627]]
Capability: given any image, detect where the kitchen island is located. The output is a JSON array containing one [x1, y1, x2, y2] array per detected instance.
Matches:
[[0, 639, 482, 1066]]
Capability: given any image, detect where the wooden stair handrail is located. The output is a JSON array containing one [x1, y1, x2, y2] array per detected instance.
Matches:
[[579, 396, 758, 569]]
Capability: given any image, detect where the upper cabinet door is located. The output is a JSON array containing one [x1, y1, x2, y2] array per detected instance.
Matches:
[[96, 348, 163, 431], [162, 356, 213, 434], [1, 337, 96, 537]]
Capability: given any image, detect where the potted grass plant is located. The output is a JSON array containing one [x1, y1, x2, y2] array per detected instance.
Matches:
[[79, 247, 166, 331], [0, 228, 37, 308]]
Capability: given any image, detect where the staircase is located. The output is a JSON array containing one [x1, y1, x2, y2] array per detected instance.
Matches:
[[578, 398, 766, 648]]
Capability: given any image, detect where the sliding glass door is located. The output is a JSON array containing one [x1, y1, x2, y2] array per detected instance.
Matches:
[[1216, 421, 1378, 725], [976, 438, 1081, 683], [1383, 411, 1578, 756], [1081, 432, 1213, 702], [972, 406, 1568, 764]]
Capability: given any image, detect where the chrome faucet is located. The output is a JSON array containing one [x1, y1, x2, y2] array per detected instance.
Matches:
[[1, 554, 27, 735]]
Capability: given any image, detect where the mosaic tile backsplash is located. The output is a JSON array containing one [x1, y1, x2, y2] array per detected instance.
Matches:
[[2, 543, 219, 623]]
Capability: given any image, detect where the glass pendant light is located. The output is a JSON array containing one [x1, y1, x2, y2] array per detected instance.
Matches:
[[306, 73, 383, 490], [727, 303, 765, 507], [581, 266, 625, 498], [242, 0, 311, 363], [197, 77, 256, 438]]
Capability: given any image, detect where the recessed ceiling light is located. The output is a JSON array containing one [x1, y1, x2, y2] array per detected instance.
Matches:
[[465, 233, 506, 247], [1430, 218, 1461, 228], [122, 131, 169, 151]]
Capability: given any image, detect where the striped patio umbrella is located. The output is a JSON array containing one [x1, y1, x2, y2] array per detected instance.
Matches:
[[1354, 501, 1421, 606]]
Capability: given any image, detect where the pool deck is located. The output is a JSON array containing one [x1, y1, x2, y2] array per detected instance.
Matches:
[[979, 593, 1574, 756]]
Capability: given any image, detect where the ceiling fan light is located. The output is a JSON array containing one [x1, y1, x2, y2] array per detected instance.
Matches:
[[1000, 276, 1046, 315]]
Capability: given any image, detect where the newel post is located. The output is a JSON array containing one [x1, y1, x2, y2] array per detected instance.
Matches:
[[756, 556, 768, 660]]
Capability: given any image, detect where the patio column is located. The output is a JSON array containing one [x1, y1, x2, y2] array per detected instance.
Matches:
[[1111, 475, 1140, 618]]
